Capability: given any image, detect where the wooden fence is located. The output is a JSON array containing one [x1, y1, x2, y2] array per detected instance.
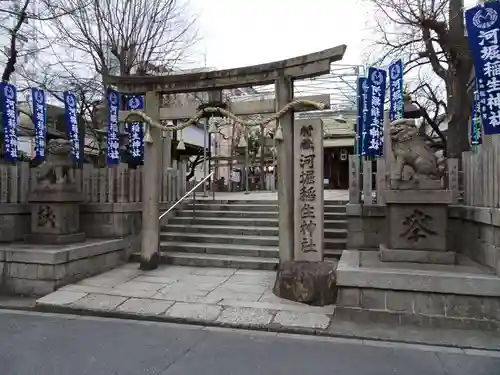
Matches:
[[0, 162, 185, 204], [348, 154, 461, 206], [348, 155, 387, 205], [462, 137, 500, 208]]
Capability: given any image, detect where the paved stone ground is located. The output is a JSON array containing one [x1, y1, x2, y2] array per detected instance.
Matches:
[[2, 310, 499, 375], [34, 263, 500, 350], [195, 190, 349, 201], [36, 264, 333, 330]]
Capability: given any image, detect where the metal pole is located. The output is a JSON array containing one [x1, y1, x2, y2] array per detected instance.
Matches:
[[244, 126, 250, 195], [203, 117, 208, 197]]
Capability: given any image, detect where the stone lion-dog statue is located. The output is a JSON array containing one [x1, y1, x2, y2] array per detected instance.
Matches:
[[36, 139, 76, 186], [389, 118, 440, 184]]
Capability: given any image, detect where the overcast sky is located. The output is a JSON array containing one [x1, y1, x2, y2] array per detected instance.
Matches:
[[188, 0, 479, 71], [188, 0, 369, 69]]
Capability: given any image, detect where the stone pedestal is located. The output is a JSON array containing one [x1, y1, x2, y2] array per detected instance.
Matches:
[[380, 189, 455, 264], [25, 185, 85, 245], [273, 260, 337, 306]]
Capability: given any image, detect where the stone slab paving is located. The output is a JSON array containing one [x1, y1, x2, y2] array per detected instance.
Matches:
[[194, 190, 349, 201], [36, 263, 334, 330]]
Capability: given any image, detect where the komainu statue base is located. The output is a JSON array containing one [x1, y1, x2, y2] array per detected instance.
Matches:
[[26, 140, 85, 245], [25, 185, 86, 245], [380, 189, 455, 265], [273, 260, 338, 306]]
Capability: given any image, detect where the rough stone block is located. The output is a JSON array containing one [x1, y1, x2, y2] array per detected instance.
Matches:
[[379, 246, 456, 265], [25, 232, 86, 245], [385, 291, 414, 313], [336, 287, 360, 307], [347, 231, 364, 249], [446, 295, 483, 319], [364, 232, 383, 249], [5, 278, 57, 296], [347, 217, 363, 232], [481, 297, 500, 321], [7, 263, 38, 280], [413, 292, 446, 316], [361, 289, 386, 310], [273, 260, 338, 306]]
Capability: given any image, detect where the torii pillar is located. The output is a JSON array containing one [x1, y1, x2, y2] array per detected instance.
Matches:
[[140, 91, 162, 270]]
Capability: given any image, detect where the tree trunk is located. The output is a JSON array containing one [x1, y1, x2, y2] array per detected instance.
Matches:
[[446, 71, 471, 160]]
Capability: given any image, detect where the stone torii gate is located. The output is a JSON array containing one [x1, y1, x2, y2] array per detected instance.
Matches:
[[107, 45, 347, 270]]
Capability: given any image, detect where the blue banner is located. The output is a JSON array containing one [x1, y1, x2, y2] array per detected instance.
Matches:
[[471, 90, 483, 147], [107, 89, 120, 165], [31, 87, 46, 161], [364, 67, 387, 157], [356, 77, 368, 155], [126, 95, 144, 161], [389, 59, 404, 121], [1, 83, 18, 161], [63, 91, 80, 162], [466, 2, 500, 135]]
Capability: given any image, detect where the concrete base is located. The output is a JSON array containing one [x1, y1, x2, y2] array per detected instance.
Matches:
[[335, 250, 500, 330], [379, 245, 456, 265], [25, 232, 86, 245], [0, 239, 131, 296]]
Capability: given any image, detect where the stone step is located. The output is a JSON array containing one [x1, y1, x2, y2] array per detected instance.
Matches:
[[323, 205, 347, 213], [162, 224, 279, 236], [160, 252, 279, 270], [325, 229, 348, 239], [176, 210, 347, 220], [324, 220, 347, 229], [177, 210, 279, 219], [324, 212, 347, 220], [324, 238, 347, 249], [325, 249, 343, 258], [162, 224, 347, 239], [171, 216, 279, 227], [160, 232, 346, 249], [161, 232, 279, 246], [183, 203, 278, 212], [185, 199, 278, 205], [160, 241, 278, 258]]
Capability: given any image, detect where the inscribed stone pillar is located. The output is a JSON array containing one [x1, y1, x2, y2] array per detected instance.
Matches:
[[275, 74, 294, 261], [140, 91, 162, 270], [293, 119, 324, 261]]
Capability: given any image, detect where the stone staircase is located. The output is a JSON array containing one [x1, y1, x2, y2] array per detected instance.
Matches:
[[156, 199, 347, 270]]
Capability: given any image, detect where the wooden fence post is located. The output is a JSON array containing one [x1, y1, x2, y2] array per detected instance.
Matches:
[[447, 158, 459, 204], [348, 154, 360, 204], [376, 158, 386, 205], [362, 158, 373, 204]]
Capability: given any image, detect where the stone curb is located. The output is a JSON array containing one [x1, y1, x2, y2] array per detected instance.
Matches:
[[1, 301, 498, 352]]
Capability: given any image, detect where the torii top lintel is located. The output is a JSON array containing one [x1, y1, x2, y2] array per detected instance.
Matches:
[[106, 45, 347, 94]]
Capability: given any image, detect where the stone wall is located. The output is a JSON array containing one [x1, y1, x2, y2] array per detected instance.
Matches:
[[346, 203, 500, 276], [346, 204, 385, 250], [0, 204, 30, 242], [0, 239, 129, 296], [336, 287, 500, 330], [448, 206, 500, 276]]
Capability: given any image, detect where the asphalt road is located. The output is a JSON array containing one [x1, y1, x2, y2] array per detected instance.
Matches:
[[1, 310, 499, 375]]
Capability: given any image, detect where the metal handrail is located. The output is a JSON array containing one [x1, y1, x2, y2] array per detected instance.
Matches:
[[159, 171, 215, 221]]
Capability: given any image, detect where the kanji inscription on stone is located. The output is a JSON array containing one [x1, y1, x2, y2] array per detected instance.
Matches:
[[294, 119, 324, 261], [400, 209, 437, 243]]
